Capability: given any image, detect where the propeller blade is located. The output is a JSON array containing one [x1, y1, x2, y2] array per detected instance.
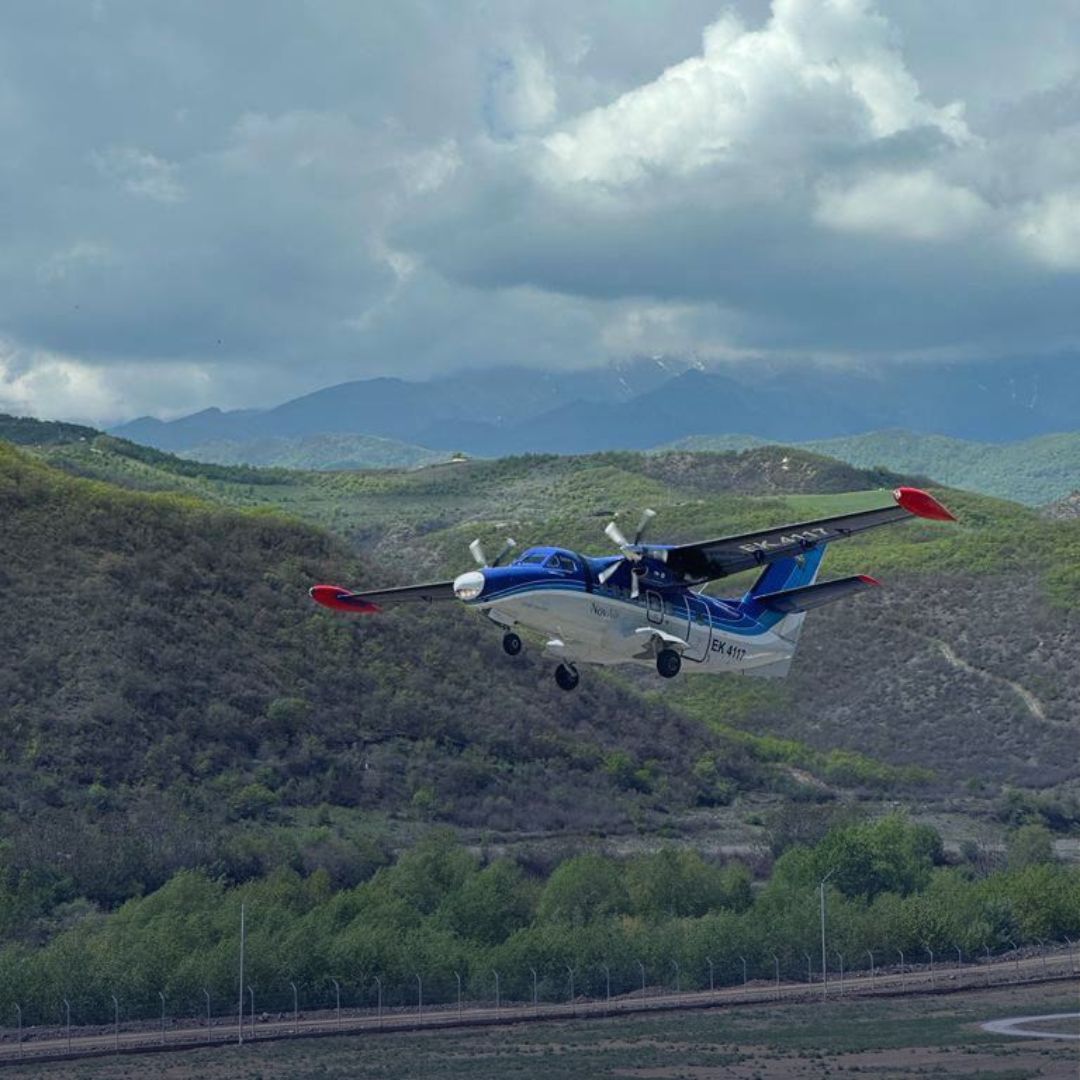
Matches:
[[634, 508, 656, 545], [469, 539, 487, 567], [604, 520, 630, 550], [630, 571, 640, 599], [491, 538, 516, 567], [597, 559, 623, 585]]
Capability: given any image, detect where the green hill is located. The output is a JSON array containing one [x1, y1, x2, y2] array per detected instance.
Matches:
[[184, 432, 450, 470], [665, 429, 1080, 506], [1, 441, 782, 911]]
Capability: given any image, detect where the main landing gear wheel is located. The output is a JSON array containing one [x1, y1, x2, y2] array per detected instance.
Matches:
[[656, 648, 682, 679], [554, 663, 580, 691], [502, 631, 523, 656]]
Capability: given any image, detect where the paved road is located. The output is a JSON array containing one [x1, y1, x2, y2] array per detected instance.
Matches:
[[981, 1012, 1080, 1040]]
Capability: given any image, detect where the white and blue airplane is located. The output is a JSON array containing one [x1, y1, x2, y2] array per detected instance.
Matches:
[[311, 486, 954, 690]]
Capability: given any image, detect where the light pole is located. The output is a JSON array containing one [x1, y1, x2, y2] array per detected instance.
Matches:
[[111, 994, 119, 1052], [238, 901, 245, 1046], [330, 978, 340, 1031], [204, 988, 212, 1044], [454, 971, 462, 1020], [416, 973, 423, 1023], [866, 949, 875, 987], [770, 951, 780, 1001], [706, 957, 714, 993], [670, 959, 680, 996], [835, 951, 845, 995], [637, 959, 646, 1000], [289, 982, 298, 1035], [819, 868, 836, 1000]]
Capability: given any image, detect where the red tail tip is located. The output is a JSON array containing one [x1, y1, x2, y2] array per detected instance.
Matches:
[[858, 574, 882, 587], [893, 486, 956, 522]]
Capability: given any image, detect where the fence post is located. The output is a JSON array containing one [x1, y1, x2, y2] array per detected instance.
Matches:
[[330, 978, 340, 1031], [925, 945, 934, 988], [706, 957, 714, 993], [374, 976, 383, 1029], [529, 967, 538, 1016], [739, 956, 748, 988], [111, 994, 119, 1052], [803, 951, 812, 986], [493, 970, 501, 1015], [601, 964, 611, 1008], [15, 1004, 22, 1059], [204, 988, 212, 1044], [670, 959, 680, 996], [289, 982, 298, 1036], [984, 944, 992, 987], [64, 997, 71, 1054], [866, 950, 875, 987], [835, 951, 845, 996], [954, 945, 962, 972], [416, 973, 423, 1024], [897, 950, 905, 989], [566, 965, 575, 1016], [637, 960, 646, 1001], [770, 952, 780, 1001], [454, 972, 462, 1021]]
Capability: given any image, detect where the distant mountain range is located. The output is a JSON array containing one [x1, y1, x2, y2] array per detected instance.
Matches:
[[112, 354, 1080, 460]]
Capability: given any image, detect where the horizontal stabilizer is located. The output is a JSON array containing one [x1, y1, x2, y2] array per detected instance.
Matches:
[[755, 575, 880, 614]]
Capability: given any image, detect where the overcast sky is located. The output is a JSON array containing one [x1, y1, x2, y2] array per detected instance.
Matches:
[[2, 0, 1080, 423]]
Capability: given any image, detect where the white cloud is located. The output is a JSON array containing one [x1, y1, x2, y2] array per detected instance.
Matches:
[[1016, 190, 1080, 270], [486, 40, 558, 137], [815, 170, 990, 240], [541, 0, 968, 187], [93, 146, 186, 203]]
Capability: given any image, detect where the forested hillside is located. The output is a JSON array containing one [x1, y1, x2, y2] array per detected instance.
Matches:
[[1, 442, 767, 917]]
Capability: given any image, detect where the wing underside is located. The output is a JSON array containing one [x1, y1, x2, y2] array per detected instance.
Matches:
[[310, 581, 456, 613]]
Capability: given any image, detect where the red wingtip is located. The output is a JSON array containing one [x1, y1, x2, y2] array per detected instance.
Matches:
[[893, 486, 956, 522], [858, 574, 882, 587], [310, 585, 381, 614]]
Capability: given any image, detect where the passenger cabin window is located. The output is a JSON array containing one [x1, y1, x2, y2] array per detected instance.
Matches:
[[518, 553, 546, 565]]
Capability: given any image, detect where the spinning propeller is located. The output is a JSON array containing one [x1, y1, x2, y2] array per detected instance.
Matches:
[[597, 508, 656, 598], [469, 536, 516, 568]]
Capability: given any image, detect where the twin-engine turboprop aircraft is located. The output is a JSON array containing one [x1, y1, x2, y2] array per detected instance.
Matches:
[[311, 486, 955, 691]]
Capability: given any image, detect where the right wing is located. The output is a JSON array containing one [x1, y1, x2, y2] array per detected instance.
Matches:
[[660, 486, 954, 584], [310, 581, 456, 614]]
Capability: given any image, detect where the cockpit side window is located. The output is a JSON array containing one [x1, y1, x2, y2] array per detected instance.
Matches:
[[518, 553, 546, 565]]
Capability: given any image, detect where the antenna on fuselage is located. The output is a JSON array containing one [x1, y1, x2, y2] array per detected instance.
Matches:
[[596, 509, 656, 598]]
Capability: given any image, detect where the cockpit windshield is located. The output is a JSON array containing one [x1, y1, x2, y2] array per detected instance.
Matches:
[[517, 553, 546, 565]]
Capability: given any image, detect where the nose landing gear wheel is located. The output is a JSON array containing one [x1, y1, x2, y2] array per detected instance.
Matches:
[[554, 663, 580, 691], [502, 631, 523, 656], [656, 648, 682, 679]]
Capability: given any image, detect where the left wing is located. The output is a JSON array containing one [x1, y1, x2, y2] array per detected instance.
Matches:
[[310, 581, 455, 613], [659, 486, 954, 585]]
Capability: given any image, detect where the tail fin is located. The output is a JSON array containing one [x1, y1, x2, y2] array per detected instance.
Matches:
[[738, 549, 824, 677]]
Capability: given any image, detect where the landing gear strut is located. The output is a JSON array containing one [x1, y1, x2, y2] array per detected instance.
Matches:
[[554, 663, 580, 691], [656, 648, 682, 679], [502, 631, 523, 656]]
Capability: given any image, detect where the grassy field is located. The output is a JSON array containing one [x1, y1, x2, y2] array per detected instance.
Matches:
[[4, 982, 1077, 1079]]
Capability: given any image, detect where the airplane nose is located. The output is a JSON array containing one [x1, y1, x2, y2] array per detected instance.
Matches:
[[453, 570, 485, 601]]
